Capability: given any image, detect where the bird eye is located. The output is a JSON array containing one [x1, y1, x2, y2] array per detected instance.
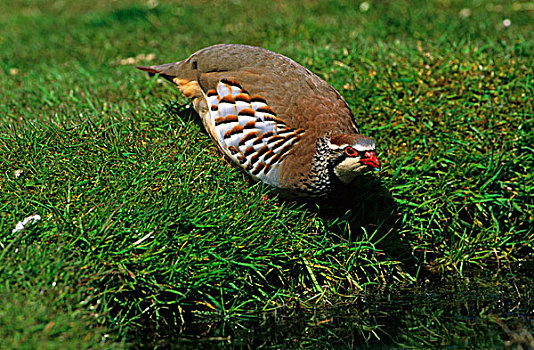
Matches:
[[344, 146, 358, 157]]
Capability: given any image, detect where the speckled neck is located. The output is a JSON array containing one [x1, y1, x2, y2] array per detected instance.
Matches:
[[297, 137, 339, 197]]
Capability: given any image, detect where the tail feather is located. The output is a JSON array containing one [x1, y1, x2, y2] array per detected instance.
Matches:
[[136, 64, 176, 82], [136, 65, 160, 75], [136, 62, 202, 99]]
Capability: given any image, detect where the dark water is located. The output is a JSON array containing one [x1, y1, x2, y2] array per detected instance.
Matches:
[[133, 263, 534, 349]]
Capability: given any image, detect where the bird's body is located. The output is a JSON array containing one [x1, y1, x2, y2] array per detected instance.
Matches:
[[137, 44, 380, 198]]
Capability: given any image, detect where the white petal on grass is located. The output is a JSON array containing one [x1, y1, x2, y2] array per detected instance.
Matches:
[[360, 2, 370, 12], [12, 214, 41, 233], [459, 8, 471, 18], [14, 169, 23, 178], [503, 19, 511, 27]]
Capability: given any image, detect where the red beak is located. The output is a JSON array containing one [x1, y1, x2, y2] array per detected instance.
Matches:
[[359, 151, 381, 171]]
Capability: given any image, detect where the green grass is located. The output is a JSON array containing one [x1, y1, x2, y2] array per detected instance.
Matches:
[[0, 0, 533, 347]]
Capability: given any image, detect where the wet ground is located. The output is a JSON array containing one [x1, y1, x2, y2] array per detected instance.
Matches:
[[132, 263, 534, 349]]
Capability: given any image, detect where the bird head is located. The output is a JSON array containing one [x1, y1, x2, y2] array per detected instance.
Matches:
[[327, 133, 381, 184]]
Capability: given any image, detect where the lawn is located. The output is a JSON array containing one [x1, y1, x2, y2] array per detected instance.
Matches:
[[0, 0, 533, 348]]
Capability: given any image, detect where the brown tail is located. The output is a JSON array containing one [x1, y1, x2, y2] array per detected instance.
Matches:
[[136, 65, 158, 73], [136, 64, 202, 99], [136, 65, 175, 82]]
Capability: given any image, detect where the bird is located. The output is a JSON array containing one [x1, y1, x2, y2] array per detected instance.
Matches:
[[137, 44, 381, 199]]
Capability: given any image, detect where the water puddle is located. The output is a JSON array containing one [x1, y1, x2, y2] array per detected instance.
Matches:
[[130, 263, 534, 348]]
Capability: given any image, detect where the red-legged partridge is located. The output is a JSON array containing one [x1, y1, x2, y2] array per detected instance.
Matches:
[[137, 44, 381, 198]]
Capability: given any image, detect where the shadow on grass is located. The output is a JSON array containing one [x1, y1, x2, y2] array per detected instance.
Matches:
[[315, 176, 425, 278]]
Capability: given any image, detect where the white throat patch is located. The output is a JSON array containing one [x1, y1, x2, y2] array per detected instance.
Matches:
[[333, 158, 367, 184]]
